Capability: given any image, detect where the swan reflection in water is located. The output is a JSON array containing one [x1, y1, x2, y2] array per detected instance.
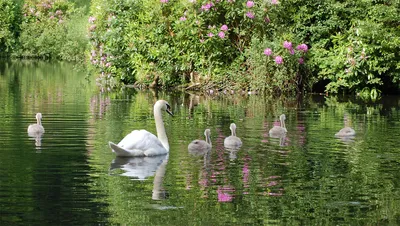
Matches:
[[109, 154, 169, 200], [28, 133, 43, 152]]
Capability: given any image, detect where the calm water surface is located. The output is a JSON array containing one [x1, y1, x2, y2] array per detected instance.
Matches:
[[1, 60, 400, 225]]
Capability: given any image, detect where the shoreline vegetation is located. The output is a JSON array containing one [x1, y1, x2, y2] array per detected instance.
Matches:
[[1, 0, 399, 99]]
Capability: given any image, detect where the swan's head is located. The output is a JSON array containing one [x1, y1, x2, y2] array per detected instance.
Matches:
[[36, 113, 43, 120], [229, 123, 237, 132], [155, 100, 173, 116], [204, 129, 211, 137], [279, 114, 286, 121]]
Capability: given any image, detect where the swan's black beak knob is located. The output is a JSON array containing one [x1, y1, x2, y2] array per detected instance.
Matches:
[[166, 104, 173, 116]]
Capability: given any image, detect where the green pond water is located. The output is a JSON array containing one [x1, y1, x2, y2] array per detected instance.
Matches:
[[1, 60, 400, 225]]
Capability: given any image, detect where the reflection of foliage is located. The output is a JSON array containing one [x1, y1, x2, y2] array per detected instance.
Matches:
[[88, 91, 400, 224]]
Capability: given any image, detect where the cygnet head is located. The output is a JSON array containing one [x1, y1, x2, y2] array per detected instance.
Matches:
[[279, 114, 286, 121], [155, 100, 173, 116], [36, 112, 42, 120], [204, 128, 211, 138], [230, 123, 236, 131]]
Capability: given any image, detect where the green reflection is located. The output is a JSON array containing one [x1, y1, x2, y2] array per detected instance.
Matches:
[[2, 60, 400, 225], [90, 91, 400, 225]]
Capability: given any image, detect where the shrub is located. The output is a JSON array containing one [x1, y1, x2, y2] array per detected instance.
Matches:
[[0, 0, 20, 55], [17, 0, 88, 61], [288, 0, 400, 95], [88, 0, 310, 93]]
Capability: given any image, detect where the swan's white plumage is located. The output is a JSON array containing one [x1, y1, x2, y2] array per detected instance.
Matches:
[[269, 114, 287, 138], [188, 129, 211, 156], [224, 123, 242, 149], [109, 100, 172, 157], [335, 127, 356, 137], [27, 113, 45, 135]]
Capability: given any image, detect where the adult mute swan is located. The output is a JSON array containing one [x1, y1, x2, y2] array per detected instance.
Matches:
[[27, 113, 45, 135], [188, 129, 212, 155], [224, 123, 242, 149], [109, 100, 173, 157], [269, 114, 287, 138]]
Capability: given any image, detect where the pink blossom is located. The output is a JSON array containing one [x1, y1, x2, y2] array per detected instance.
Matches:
[[217, 190, 233, 202], [160, 0, 168, 3], [271, 0, 278, 4], [246, 11, 255, 19], [200, 38, 205, 43], [275, 56, 283, 64], [180, 16, 187, 21], [207, 32, 214, 37], [221, 24, 228, 31], [218, 31, 225, 38], [246, 1, 254, 8], [263, 48, 272, 56], [217, 186, 235, 202], [106, 62, 112, 67], [265, 17, 270, 23], [88, 16, 96, 23], [296, 43, 308, 53], [201, 2, 213, 11], [298, 58, 304, 64], [283, 41, 292, 49], [289, 48, 295, 55]]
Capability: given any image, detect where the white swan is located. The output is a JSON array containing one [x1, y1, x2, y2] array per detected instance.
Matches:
[[188, 129, 212, 156], [335, 127, 356, 137], [335, 114, 356, 138], [224, 123, 242, 149], [27, 113, 45, 135], [109, 100, 173, 157], [269, 114, 287, 138]]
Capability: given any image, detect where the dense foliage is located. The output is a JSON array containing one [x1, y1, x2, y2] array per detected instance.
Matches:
[[88, 0, 400, 96], [88, 0, 309, 94], [288, 1, 400, 98], [1, 0, 399, 96], [16, 0, 88, 61], [0, 0, 21, 55], [0, 0, 88, 61]]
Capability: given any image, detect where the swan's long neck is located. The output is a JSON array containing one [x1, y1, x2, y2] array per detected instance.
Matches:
[[280, 118, 285, 129], [36, 117, 42, 125], [154, 107, 169, 151], [231, 127, 236, 137], [205, 133, 212, 147]]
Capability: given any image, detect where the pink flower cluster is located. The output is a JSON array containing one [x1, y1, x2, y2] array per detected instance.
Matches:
[[275, 56, 283, 64], [246, 1, 254, 8], [246, 11, 255, 19], [160, 0, 168, 3], [201, 2, 214, 11], [264, 48, 272, 56], [218, 24, 228, 39], [206, 24, 228, 40], [263, 42, 308, 65], [296, 43, 308, 52], [88, 16, 96, 23]]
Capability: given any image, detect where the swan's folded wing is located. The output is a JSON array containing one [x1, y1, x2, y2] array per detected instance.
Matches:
[[117, 130, 165, 150]]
